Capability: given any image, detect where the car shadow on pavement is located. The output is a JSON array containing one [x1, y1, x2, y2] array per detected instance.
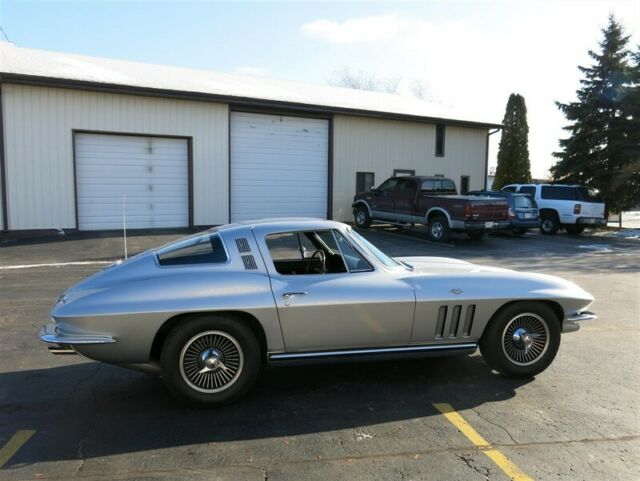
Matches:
[[1, 354, 531, 467]]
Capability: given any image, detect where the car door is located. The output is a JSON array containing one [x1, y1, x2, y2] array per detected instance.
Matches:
[[253, 225, 415, 352], [392, 178, 419, 221], [369, 177, 400, 219]]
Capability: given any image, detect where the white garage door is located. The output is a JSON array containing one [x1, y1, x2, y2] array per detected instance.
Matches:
[[75, 133, 189, 230], [231, 112, 329, 222]]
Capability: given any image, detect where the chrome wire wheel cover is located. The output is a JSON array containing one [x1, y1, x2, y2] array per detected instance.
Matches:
[[179, 330, 244, 393], [501, 313, 549, 366]]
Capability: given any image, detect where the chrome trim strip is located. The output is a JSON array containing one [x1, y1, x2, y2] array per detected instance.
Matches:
[[566, 311, 597, 322], [39, 323, 116, 345], [269, 342, 477, 360]]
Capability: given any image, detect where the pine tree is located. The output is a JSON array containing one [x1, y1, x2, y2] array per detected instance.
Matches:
[[551, 15, 638, 213], [492, 94, 532, 190]]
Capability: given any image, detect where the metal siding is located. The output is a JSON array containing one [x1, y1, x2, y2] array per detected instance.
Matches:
[[230, 112, 329, 222], [2, 84, 228, 230], [332, 115, 488, 221]]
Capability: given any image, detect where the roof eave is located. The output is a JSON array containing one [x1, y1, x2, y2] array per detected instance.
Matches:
[[0, 73, 503, 130]]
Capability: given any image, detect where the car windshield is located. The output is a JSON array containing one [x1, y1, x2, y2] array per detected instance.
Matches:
[[347, 229, 404, 269], [514, 195, 535, 208]]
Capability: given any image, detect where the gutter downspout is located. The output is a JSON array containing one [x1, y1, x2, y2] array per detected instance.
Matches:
[[484, 128, 501, 190]]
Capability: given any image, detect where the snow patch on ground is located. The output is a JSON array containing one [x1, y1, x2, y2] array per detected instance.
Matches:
[[594, 229, 640, 240]]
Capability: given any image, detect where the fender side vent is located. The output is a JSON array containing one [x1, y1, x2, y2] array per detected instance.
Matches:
[[462, 305, 476, 337], [449, 305, 462, 338], [435, 306, 448, 339], [241, 254, 258, 270], [236, 237, 251, 253]]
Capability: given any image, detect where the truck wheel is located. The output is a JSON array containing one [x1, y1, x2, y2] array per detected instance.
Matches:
[[467, 230, 485, 241], [540, 213, 559, 235], [480, 302, 561, 378], [354, 205, 372, 228], [428, 216, 451, 242], [161, 315, 261, 406]]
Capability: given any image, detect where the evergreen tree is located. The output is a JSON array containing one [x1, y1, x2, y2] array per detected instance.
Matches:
[[492, 94, 532, 190], [551, 15, 638, 213]]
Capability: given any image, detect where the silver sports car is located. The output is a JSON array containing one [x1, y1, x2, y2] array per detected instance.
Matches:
[[40, 219, 596, 405]]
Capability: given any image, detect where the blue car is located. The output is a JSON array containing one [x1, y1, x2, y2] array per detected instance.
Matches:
[[468, 191, 540, 234]]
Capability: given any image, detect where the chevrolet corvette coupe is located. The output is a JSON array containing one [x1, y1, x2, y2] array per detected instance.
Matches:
[[40, 219, 596, 405]]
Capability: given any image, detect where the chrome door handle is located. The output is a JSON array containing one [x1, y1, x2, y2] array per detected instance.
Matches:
[[283, 292, 308, 299]]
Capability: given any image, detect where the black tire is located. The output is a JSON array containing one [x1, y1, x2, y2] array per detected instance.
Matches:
[[480, 302, 561, 378], [161, 315, 261, 405], [354, 205, 372, 228], [512, 228, 527, 235], [428, 216, 451, 242], [540, 213, 559, 235], [565, 224, 585, 235], [467, 230, 485, 241]]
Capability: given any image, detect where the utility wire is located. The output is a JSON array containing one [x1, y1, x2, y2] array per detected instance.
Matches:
[[0, 25, 11, 43]]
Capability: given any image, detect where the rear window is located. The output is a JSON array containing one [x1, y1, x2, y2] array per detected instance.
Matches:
[[576, 187, 603, 202], [514, 195, 535, 208], [541, 186, 577, 200], [157, 233, 227, 266]]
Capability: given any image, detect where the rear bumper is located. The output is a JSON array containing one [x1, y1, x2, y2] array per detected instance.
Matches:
[[576, 217, 607, 226], [39, 322, 116, 355], [450, 220, 510, 230], [511, 219, 540, 229], [562, 311, 597, 333]]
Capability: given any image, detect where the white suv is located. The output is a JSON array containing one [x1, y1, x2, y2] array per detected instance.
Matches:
[[501, 184, 606, 235]]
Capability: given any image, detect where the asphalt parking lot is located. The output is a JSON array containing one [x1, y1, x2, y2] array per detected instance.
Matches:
[[1, 227, 639, 480]]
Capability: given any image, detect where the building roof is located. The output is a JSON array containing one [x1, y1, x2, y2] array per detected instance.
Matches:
[[0, 42, 501, 129]]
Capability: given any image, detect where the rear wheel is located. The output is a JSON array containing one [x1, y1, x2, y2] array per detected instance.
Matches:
[[354, 205, 372, 228], [540, 213, 559, 235], [161, 315, 261, 405], [428, 216, 451, 242], [467, 230, 485, 241], [480, 302, 561, 377]]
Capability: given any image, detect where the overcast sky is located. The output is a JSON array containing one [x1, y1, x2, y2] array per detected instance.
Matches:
[[1, 0, 638, 178]]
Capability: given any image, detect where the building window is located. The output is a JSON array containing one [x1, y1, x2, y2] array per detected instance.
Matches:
[[356, 172, 375, 193], [435, 124, 446, 157], [393, 169, 415, 177], [460, 175, 470, 194]]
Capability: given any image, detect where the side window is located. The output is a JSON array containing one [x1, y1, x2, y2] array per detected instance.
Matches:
[[441, 179, 457, 193], [157, 233, 228, 266], [519, 186, 536, 197], [541, 186, 577, 200], [435, 124, 446, 156], [501, 186, 517, 193], [334, 231, 372, 273], [421, 179, 436, 193], [396, 179, 417, 197], [377, 178, 400, 193], [265, 232, 302, 261], [356, 172, 375, 193]]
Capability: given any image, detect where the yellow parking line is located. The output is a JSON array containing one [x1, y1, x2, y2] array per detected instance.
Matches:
[[0, 430, 35, 468], [434, 403, 533, 481]]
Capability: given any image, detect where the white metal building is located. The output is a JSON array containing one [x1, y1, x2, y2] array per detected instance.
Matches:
[[0, 43, 500, 232]]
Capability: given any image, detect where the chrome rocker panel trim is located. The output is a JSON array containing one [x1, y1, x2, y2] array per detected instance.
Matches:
[[563, 311, 597, 333], [39, 322, 116, 346], [268, 342, 477, 365]]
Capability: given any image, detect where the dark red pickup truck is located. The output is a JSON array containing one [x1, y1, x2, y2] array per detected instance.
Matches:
[[352, 176, 509, 241]]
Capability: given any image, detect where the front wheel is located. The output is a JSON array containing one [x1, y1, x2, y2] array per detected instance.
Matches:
[[354, 205, 372, 228], [161, 315, 261, 405], [480, 302, 561, 378]]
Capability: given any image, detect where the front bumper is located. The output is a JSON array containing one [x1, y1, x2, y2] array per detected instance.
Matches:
[[562, 311, 597, 333], [39, 323, 116, 355], [577, 217, 607, 226]]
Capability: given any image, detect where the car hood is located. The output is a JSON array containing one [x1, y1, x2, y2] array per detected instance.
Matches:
[[397, 256, 510, 275]]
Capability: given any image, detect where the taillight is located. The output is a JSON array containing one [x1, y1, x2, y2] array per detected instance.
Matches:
[[465, 204, 473, 219], [574, 204, 581, 214], [508, 208, 515, 218]]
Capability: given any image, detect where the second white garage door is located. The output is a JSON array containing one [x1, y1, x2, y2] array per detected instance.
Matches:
[[75, 133, 189, 230], [231, 112, 329, 222]]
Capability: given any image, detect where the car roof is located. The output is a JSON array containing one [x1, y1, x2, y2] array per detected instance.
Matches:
[[212, 217, 346, 234]]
